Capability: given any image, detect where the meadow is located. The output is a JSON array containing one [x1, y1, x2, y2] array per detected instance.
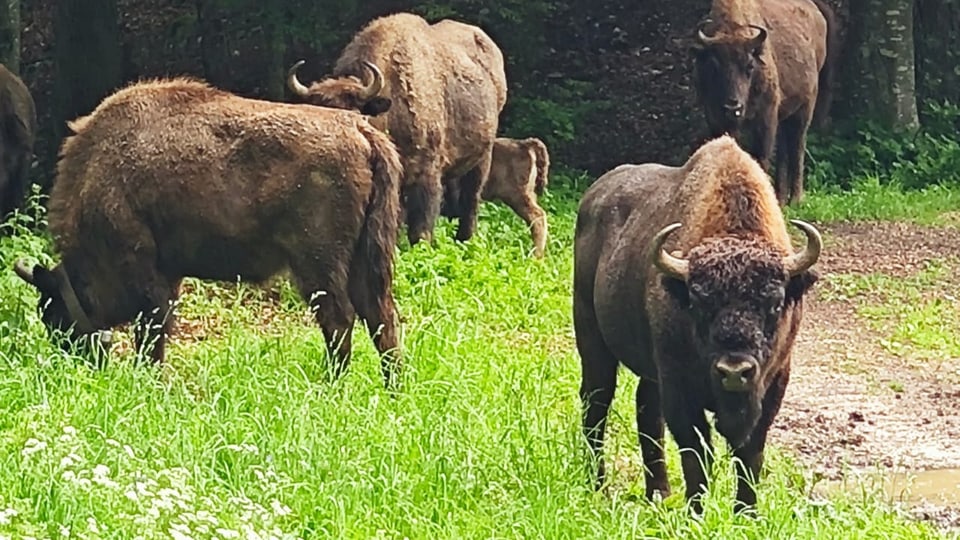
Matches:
[[0, 173, 955, 539]]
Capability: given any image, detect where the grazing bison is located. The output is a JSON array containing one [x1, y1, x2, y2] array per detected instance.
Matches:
[[13, 78, 403, 386], [442, 137, 550, 258], [692, 0, 839, 205], [286, 12, 508, 246], [0, 64, 37, 225], [574, 135, 821, 512]]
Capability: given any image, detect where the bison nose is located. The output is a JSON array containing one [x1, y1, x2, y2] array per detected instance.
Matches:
[[715, 355, 757, 392], [723, 100, 744, 117]]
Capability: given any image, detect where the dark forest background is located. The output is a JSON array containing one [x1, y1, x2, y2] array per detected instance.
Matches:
[[2, 0, 959, 193]]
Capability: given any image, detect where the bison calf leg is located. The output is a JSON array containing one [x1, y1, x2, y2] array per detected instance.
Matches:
[[662, 386, 714, 513], [637, 378, 670, 500], [504, 193, 548, 258], [732, 369, 790, 512], [454, 157, 491, 243]]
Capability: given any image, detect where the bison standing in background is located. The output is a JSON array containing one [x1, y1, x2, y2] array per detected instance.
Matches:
[[574, 135, 821, 512], [14, 78, 403, 386], [442, 137, 551, 258], [287, 12, 508, 247], [692, 0, 839, 205], [0, 64, 37, 225]]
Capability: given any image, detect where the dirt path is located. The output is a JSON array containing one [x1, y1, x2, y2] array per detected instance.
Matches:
[[770, 222, 960, 529]]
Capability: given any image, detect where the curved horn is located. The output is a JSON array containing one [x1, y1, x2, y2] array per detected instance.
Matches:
[[747, 24, 768, 48], [286, 60, 310, 97], [650, 223, 690, 281], [14, 259, 35, 284], [359, 60, 384, 99], [697, 21, 721, 45], [783, 219, 822, 276]]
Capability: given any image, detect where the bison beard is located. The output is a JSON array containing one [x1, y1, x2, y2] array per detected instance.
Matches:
[[713, 389, 763, 448]]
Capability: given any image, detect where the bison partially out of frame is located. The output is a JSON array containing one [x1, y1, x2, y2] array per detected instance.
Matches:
[[0, 64, 37, 226], [14, 78, 404, 386], [442, 137, 551, 258], [692, 0, 839, 205], [574, 135, 821, 512], [287, 12, 508, 247]]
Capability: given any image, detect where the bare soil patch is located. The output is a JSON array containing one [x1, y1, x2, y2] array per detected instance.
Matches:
[[772, 221, 960, 529]]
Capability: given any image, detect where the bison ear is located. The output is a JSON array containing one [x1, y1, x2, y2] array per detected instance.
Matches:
[[661, 276, 691, 308], [361, 97, 392, 117], [785, 269, 818, 305]]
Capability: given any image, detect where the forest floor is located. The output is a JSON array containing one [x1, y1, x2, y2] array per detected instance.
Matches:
[[770, 221, 960, 530]]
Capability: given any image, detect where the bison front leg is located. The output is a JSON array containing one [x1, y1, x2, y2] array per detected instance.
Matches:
[[779, 108, 814, 206], [574, 300, 619, 487], [747, 110, 777, 175], [637, 378, 670, 500], [662, 385, 713, 514], [402, 160, 443, 246], [731, 368, 790, 512], [454, 155, 492, 243]]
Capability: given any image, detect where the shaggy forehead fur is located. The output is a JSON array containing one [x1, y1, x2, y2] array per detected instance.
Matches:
[[687, 236, 786, 295]]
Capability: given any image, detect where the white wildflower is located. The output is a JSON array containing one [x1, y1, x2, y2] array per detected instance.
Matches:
[[59, 524, 70, 537], [87, 517, 100, 534], [61, 470, 77, 482], [21, 438, 47, 456], [270, 500, 292, 517], [0, 507, 18, 525], [215, 529, 241, 539]]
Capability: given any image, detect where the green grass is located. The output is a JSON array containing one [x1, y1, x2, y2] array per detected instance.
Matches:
[[821, 260, 960, 361], [786, 176, 960, 225], [0, 180, 953, 539]]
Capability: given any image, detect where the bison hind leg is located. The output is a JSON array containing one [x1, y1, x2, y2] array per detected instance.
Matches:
[[502, 192, 548, 258], [348, 259, 401, 389], [291, 260, 357, 381]]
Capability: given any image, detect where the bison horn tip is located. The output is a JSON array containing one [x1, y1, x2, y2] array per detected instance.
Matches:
[[651, 223, 689, 280], [360, 61, 385, 99], [286, 60, 310, 97], [785, 219, 822, 276]]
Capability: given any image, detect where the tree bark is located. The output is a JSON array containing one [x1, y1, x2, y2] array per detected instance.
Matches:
[[0, 0, 19, 73], [914, 0, 960, 107], [53, 0, 124, 139], [841, 0, 920, 130]]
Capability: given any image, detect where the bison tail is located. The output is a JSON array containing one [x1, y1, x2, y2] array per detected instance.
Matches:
[[811, 0, 840, 131], [527, 137, 550, 196], [357, 123, 403, 307]]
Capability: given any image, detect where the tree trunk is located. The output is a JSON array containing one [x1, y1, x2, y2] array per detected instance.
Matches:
[[841, 0, 920, 130], [53, 0, 124, 140], [914, 0, 960, 108], [0, 0, 19, 73]]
